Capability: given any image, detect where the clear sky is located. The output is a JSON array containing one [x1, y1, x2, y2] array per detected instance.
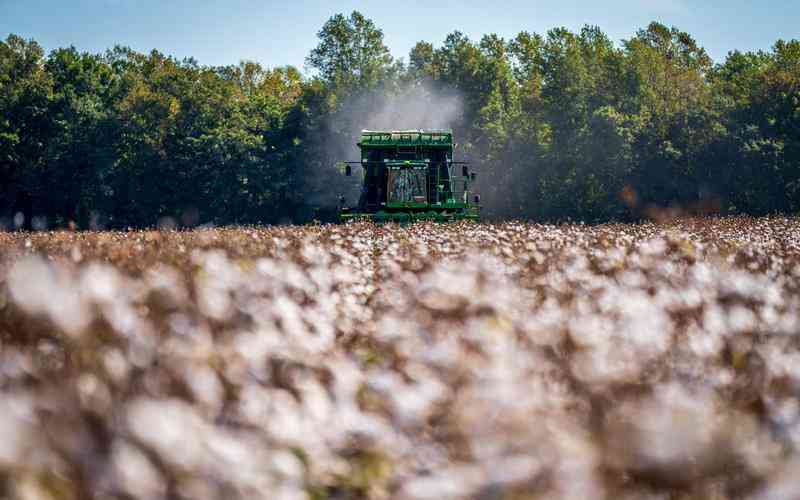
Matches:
[[2, 0, 798, 72]]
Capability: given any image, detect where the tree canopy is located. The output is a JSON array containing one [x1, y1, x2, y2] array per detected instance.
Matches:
[[1, 13, 798, 228]]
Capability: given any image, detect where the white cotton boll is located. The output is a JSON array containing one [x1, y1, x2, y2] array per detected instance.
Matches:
[[393, 377, 447, 427], [145, 264, 189, 306], [326, 358, 363, 404], [552, 436, 604, 500], [486, 454, 543, 488], [757, 341, 800, 382], [111, 440, 167, 499], [82, 263, 122, 303], [604, 383, 747, 476], [102, 347, 131, 385], [301, 242, 329, 267], [419, 335, 462, 370], [105, 300, 146, 338], [768, 398, 800, 427], [8, 257, 90, 336], [308, 264, 333, 293], [274, 295, 309, 338], [399, 465, 484, 500], [677, 286, 703, 308], [193, 250, 241, 321], [237, 385, 271, 426], [568, 314, 612, 349], [304, 308, 337, 347], [270, 449, 304, 481], [196, 280, 232, 321], [82, 263, 158, 340], [283, 264, 316, 295], [687, 326, 724, 358], [638, 238, 667, 256], [184, 363, 224, 415], [724, 271, 766, 301], [129, 333, 157, 368], [126, 398, 208, 471], [728, 305, 758, 333], [70, 245, 82, 263], [571, 344, 645, 384], [204, 431, 253, 471], [261, 390, 307, 447], [296, 376, 333, 423], [703, 305, 728, 336], [0, 395, 41, 467], [763, 282, 784, 307], [229, 329, 275, 379], [77, 373, 112, 415], [0, 350, 30, 380], [522, 298, 567, 346], [264, 482, 306, 500], [615, 291, 671, 352]]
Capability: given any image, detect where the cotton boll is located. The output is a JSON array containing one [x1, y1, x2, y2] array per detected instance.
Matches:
[[0, 395, 42, 467], [111, 440, 167, 499], [8, 257, 91, 336], [126, 398, 209, 471]]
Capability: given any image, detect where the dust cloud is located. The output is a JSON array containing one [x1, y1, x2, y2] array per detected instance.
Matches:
[[304, 83, 465, 217]]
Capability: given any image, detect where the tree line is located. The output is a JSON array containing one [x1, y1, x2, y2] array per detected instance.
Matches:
[[1, 12, 798, 228]]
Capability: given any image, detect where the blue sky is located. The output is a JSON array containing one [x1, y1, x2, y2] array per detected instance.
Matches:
[[2, 0, 798, 71]]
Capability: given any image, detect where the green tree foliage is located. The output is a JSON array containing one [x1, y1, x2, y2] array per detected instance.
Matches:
[[306, 11, 395, 94], [0, 35, 53, 224], [0, 36, 304, 227], [0, 12, 798, 227]]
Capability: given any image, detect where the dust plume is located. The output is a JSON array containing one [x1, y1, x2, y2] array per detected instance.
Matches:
[[303, 82, 466, 218]]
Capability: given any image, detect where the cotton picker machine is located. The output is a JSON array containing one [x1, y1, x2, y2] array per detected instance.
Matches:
[[337, 130, 480, 223]]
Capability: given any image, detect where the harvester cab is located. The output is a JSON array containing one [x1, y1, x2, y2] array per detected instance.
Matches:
[[337, 129, 480, 223]]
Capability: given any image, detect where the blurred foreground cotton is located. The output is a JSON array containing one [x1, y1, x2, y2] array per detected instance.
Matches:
[[0, 218, 798, 499]]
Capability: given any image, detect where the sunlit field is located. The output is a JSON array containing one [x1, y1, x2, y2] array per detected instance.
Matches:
[[1, 217, 799, 499]]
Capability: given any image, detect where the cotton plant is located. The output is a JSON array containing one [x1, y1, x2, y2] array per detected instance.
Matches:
[[0, 218, 798, 498]]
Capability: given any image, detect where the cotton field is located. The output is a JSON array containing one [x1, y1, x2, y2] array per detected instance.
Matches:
[[1, 218, 800, 499]]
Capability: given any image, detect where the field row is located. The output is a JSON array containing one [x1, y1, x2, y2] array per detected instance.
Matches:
[[0, 218, 799, 499]]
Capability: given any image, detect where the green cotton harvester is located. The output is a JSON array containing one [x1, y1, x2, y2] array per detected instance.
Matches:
[[338, 129, 480, 222]]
